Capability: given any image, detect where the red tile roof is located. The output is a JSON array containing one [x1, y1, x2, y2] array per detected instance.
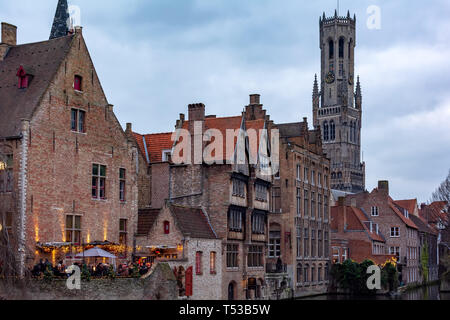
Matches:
[[133, 132, 174, 163], [389, 199, 418, 229], [394, 199, 417, 216], [134, 115, 266, 163], [420, 201, 449, 227]]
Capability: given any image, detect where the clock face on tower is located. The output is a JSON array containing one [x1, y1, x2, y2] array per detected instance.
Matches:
[[325, 71, 335, 84]]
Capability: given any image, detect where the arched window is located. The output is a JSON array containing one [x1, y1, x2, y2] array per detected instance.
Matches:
[[318, 264, 323, 282], [348, 39, 353, 60], [339, 37, 345, 58], [304, 264, 310, 283], [297, 263, 302, 284], [311, 264, 316, 283], [330, 121, 336, 141], [323, 121, 329, 141], [328, 39, 334, 60]]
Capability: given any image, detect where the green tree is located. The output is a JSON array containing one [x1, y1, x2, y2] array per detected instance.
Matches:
[[420, 242, 429, 283]]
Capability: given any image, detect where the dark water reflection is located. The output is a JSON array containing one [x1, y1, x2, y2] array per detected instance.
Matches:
[[302, 284, 450, 300]]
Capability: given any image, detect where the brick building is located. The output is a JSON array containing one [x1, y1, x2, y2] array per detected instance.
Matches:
[[419, 201, 450, 276], [0, 1, 138, 271], [134, 203, 222, 300], [330, 198, 393, 265], [269, 118, 332, 298], [345, 181, 420, 286], [133, 94, 275, 300]]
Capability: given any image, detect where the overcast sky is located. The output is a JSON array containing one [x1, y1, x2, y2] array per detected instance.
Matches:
[[1, 0, 449, 202]]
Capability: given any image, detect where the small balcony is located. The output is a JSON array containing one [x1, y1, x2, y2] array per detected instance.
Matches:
[[266, 262, 287, 274]]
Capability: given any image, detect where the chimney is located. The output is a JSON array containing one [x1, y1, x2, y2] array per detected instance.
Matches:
[[378, 180, 389, 195], [126, 123, 132, 133], [250, 94, 261, 105], [188, 103, 205, 122], [1, 23, 17, 46]]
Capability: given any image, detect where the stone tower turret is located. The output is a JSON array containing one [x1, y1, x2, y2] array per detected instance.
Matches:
[[312, 10, 365, 193], [49, 0, 69, 40]]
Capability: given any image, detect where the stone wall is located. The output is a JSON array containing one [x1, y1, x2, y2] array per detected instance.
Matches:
[[0, 263, 177, 300]]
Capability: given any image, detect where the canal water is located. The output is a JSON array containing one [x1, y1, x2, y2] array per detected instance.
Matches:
[[301, 284, 450, 300]]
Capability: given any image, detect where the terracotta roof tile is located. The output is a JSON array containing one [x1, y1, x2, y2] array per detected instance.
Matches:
[[389, 199, 418, 229], [0, 35, 74, 137], [394, 199, 417, 216]]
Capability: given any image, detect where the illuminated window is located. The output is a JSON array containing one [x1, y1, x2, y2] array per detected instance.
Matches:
[[66, 215, 81, 244], [119, 219, 127, 245], [0, 155, 13, 193], [210, 252, 217, 274], [92, 164, 106, 199], [119, 168, 126, 202]]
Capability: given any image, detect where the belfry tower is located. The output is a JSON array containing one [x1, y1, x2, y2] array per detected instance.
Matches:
[[312, 10, 365, 193]]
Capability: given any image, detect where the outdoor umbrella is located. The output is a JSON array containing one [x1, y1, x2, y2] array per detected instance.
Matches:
[[75, 247, 117, 270]]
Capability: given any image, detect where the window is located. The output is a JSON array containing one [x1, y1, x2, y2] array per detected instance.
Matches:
[[17, 66, 30, 89], [196, 252, 203, 275], [66, 215, 81, 244], [311, 265, 316, 283], [324, 232, 329, 258], [304, 167, 309, 183], [226, 244, 239, 268], [318, 230, 323, 257], [318, 173, 322, 187], [269, 231, 281, 258], [119, 219, 127, 245], [304, 265, 309, 283], [228, 208, 244, 232], [232, 179, 245, 198], [371, 206, 379, 217], [324, 196, 329, 221], [304, 228, 309, 257], [297, 263, 302, 284], [164, 221, 170, 234], [304, 191, 309, 217], [324, 175, 328, 189], [271, 187, 281, 213], [311, 192, 316, 218], [311, 170, 315, 185], [210, 252, 217, 274], [296, 188, 302, 216], [248, 245, 263, 268], [328, 40, 334, 60], [296, 164, 301, 181], [296, 226, 302, 258], [342, 248, 348, 261], [323, 122, 329, 141], [318, 194, 323, 220], [330, 121, 336, 141], [390, 227, 400, 238], [339, 38, 345, 58], [0, 154, 13, 193], [311, 229, 316, 257], [119, 168, 126, 202], [162, 150, 172, 162], [252, 212, 265, 234], [332, 247, 340, 264], [71, 109, 86, 133], [92, 164, 106, 199], [74, 75, 83, 91], [255, 183, 268, 202], [318, 265, 323, 282]]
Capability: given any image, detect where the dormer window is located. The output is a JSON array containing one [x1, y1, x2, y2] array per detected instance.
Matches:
[[74, 75, 83, 91], [17, 66, 31, 89]]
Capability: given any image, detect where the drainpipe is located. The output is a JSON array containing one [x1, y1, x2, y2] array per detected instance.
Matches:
[[17, 119, 30, 278]]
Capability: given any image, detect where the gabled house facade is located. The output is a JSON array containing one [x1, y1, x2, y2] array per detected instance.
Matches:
[[0, 6, 138, 272]]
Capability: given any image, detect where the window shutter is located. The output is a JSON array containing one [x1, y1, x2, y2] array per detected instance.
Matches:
[[185, 267, 193, 297], [164, 221, 170, 234]]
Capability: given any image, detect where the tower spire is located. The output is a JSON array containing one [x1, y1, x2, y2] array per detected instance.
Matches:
[[50, 0, 70, 40]]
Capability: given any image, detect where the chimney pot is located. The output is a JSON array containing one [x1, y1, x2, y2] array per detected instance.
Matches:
[[188, 103, 205, 121], [378, 180, 389, 194], [1, 22, 17, 46], [250, 94, 261, 105]]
